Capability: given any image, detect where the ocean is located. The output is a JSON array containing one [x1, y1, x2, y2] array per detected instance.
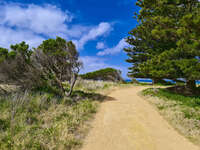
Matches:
[[125, 79, 200, 84], [125, 79, 152, 83]]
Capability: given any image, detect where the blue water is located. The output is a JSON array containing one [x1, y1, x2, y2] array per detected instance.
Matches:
[[126, 79, 200, 84], [136, 79, 152, 83], [125, 79, 152, 83]]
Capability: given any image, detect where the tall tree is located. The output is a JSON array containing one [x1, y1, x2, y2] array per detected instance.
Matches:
[[125, 0, 180, 83], [125, 0, 200, 89]]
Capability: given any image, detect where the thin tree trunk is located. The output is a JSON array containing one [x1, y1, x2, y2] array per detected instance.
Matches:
[[152, 78, 162, 85], [67, 73, 77, 97], [54, 76, 65, 95], [186, 80, 196, 89], [152, 79, 155, 85]]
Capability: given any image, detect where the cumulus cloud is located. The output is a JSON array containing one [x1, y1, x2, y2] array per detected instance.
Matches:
[[0, 26, 45, 48], [97, 38, 128, 56], [0, 3, 112, 49], [96, 42, 106, 49], [80, 56, 109, 73], [0, 3, 71, 48], [75, 22, 112, 49], [65, 25, 91, 38], [0, 4, 72, 36]]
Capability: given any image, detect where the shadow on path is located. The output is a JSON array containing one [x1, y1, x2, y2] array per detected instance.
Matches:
[[71, 90, 116, 102]]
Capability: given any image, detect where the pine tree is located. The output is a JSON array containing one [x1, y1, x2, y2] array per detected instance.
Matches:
[[125, 0, 200, 89]]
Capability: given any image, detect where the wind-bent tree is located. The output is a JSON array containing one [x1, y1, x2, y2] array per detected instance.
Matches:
[[0, 37, 82, 96], [125, 0, 200, 89], [65, 41, 82, 96], [36, 37, 82, 96]]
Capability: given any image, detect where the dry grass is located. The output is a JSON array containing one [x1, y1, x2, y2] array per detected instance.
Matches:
[[142, 88, 200, 146], [0, 79, 119, 150], [74, 79, 118, 94], [0, 93, 98, 150], [0, 84, 18, 94]]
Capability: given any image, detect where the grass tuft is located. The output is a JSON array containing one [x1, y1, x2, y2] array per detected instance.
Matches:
[[142, 88, 200, 146], [0, 92, 98, 150], [0, 80, 116, 150]]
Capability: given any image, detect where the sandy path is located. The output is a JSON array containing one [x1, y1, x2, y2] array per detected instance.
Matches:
[[81, 86, 199, 150]]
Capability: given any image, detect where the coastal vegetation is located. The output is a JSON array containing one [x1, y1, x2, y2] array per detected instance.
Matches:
[[0, 37, 117, 149], [0, 37, 81, 97], [0, 79, 116, 150], [124, 0, 200, 91], [80, 68, 124, 82], [124, 0, 200, 145], [142, 88, 200, 145], [1, 0, 200, 149]]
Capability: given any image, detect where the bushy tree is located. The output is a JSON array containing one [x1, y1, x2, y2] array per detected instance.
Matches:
[[80, 68, 123, 82], [0, 42, 36, 88], [35, 37, 82, 96], [125, 0, 200, 89], [0, 37, 82, 96]]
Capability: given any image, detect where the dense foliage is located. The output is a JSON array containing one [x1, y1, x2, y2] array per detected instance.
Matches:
[[0, 37, 82, 96], [80, 68, 123, 82], [125, 0, 200, 89]]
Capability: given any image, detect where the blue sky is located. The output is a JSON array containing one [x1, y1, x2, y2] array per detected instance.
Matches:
[[0, 0, 139, 79]]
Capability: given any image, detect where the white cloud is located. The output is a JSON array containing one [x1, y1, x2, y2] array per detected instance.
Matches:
[[80, 56, 108, 73], [0, 25, 44, 48], [65, 25, 91, 38], [75, 22, 112, 49], [0, 4, 72, 36], [97, 38, 128, 56], [96, 42, 106, 49], [0, 3, 112, 49]]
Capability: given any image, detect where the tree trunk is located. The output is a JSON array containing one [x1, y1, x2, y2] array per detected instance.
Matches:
[[67, 73, 77, 97], [186, 80, 196, 89], [152, 79, 155, 85], [54, 76, 65, 96], [152, 78, 162, 85]]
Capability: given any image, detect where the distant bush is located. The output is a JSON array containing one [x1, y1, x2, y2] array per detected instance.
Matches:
[[75, 79, 117, 92], [80, 68, 124, 82]]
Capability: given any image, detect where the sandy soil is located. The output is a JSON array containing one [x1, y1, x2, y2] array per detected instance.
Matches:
[[81, 86, 200, 150]]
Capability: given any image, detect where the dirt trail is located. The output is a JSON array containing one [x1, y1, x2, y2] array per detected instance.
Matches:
[[81, 86, 200, 150]]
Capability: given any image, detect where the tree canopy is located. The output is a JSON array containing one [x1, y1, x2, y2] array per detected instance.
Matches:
[[80, 68, 123, 82], [125, 0, 200, 89], [0, 37, 82, 96]]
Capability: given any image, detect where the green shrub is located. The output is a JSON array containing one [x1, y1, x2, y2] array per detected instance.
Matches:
[[80, 68, 123, 82]]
